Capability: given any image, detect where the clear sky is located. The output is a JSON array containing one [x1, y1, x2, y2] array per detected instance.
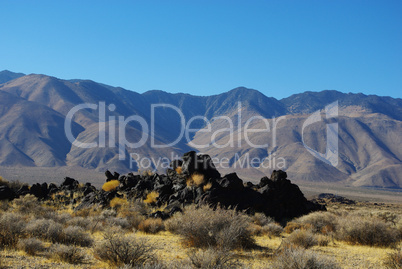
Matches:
[[0, 0, 401, 99]]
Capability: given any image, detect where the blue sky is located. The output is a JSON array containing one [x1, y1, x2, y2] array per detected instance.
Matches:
[[0, 1, 401, 99]]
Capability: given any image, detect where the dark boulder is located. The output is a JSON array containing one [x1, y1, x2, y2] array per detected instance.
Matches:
[[149, 210, 169, 220], [181, 151, 220, 180], [48, 183, 59, 195], [257, 171, 324, 221], [270, 170, 287, 181], [83, 183, 96, 196], [217, 173, 244, 190], [105, 170, 115, 182], [61, 177, 79, 190], [0, 185, 15, 200], [30, 182, 49, 199], [16, 185, 30, 196]]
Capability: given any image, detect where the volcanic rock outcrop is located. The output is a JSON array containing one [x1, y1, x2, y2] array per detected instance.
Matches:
[[0, 151, 325, 221]]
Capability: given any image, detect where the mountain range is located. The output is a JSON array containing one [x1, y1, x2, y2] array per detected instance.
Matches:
[[0, 70, 401, 189]]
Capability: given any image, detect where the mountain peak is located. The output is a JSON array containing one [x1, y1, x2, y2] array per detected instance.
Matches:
[[0, 70, 25, 84]]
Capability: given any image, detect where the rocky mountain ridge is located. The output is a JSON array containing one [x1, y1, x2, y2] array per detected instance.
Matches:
[[0, 70, 401, 189]]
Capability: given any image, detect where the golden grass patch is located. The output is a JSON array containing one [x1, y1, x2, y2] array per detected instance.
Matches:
[[110, 197, 128, 208], [175, 166, 182, 174], [144, 191, 159, 204], [186, 173, 205, 187], [102, 180, 119, 192]]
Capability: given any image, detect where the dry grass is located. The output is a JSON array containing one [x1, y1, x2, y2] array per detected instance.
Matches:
[[0, 193, 401, 268], [186, 173, 205, 187], [110, 197, 128, 208], [293, 211, 337, 234], [284, 229, 319, 249], [336, 215, 400, 247], [175, 166, 182, 175], [50, 244, 85, 264], [144, 191, 159, 204], [203, 182, 212, 192], [272, 245, 341, 269], [165, 205, 255, 250], [384, 248, 402, 269], [0, 212, 26, 248], [138, 218, 165, 234], [94, 227, 155, 267], [17, 238, 45, 256]]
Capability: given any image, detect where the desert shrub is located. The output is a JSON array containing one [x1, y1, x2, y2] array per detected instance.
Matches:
[[271, 246, 340, 269], [62, 226, 93, 247], [263, 223, 284, 237], [165, 214, 182, 234], [203, 183, 212, 192], [284, 222, 311, 234], [94, 228, 155, 267], [0, 200, 9, 212], [47, 222, 64, 243], [118, 200, 148, 229], [175, 166, 182, 174], [166, 205, 255, 250], [294, 211, 337, 234], [102, 208, 118, 218], [111, 197, 129, 208], [252, 213, 274, 226], [187, 173, 205, 187], [316, 234, 330, 246], [25, 218, 62, 241], [11, 194, 43, 215], [54, 212, 72, 224], [396, 218, 402, 238], [0, 212, 26, 248], [377, 211, 398, 225], [102, 180, 120, 192], [249, 222, 283, 237], [144, 191, 159, 204], [118, 263, 169, 269], [67, 216, 91, 229], [51, 244, 85, 264], [285, 229, 318, 249], [17, 238, 45, 255], [187, 248, 241, 268], [138, 218, 165, 234], [384, 249, 402, 269], [106, 217, 131, 230], [73, 204, 102, 218], [336, 215, 400, 247]]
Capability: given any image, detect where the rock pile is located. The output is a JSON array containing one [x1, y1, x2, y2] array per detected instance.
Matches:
[[0, 151, 325, 221]]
